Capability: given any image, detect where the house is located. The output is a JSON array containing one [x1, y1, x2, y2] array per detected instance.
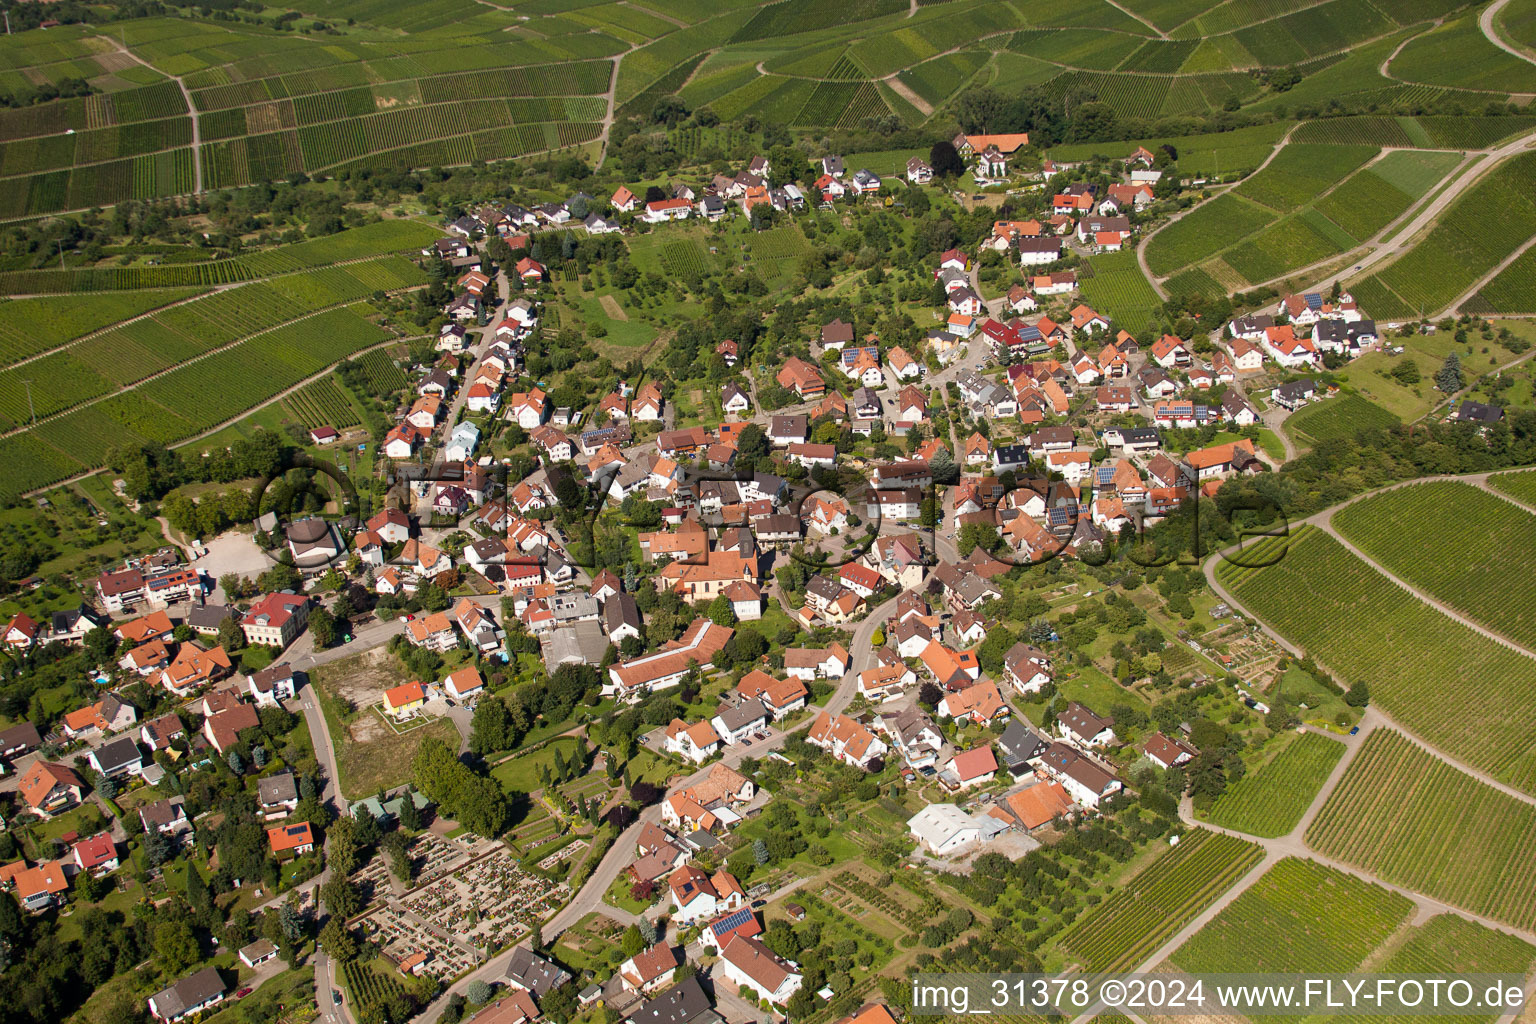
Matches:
[[87, 736, 144, 779], [1185, 438, 1259, 480], [1040, 742, 1123, 809], [3, 614, 39, 654], [720, 383, 750, 416], [807, 711, 888, 769], [619, 943, 680, 996], [907, 156, 933, 183], [670, 864, 745, 923], [0, 721, 41, 761], [945, 746, 998, 790], [665, 719, 722, 763], [612, 186, 638, 212], [776, 357, 825, 399], [14, 860, 69, 912], [782, 643, 848, 680], [516, 257, 546, 282], [1457, 400, 1505, 423], [996, 720, 1050, 774], [446, 421, 481, 463], [999, 780, 1074, 829], [368, 508, 412, 544], [719, 935, 802, 1006], [62, 693, 138, 738], [1143, 732, 1198, 769], [240, 593, 309, 648], [1221, 391, 1259, 426], [633, 382, 665, 421], [159, 642, 234, 698], [1004, 643, 1053, 695], [258, 771, 300, 820], [203, 703, 261, 754], [939, 678, 1007, 726], [1057, 701, 1116, 747], [267, 821, 315, 857], [139, 796, 193, 838], [622, 976, 716, 1024], [383, 681, 429, 718], [606, 619, 734, 699], [849, 168, 882, 195], [1272, 378, 1318, 410], [785, 442, 836, 469], [976, 144, 1008, 180], [1314, 319, 1379, 355], [661, 762, 754, 832], [1151, 335, 1190, 368], [1017, 236, 1063, 266], [907, 803, 1004, 855], [1261, 325, 1319, 368], [644, 198, 692, 223], [18, 761, 84, 818], [509, 388, 550, 429], [504, 945, 573, 999], [148, 967, 225, 1023]]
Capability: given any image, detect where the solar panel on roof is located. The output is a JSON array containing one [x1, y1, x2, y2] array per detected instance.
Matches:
[[1305, 293, 1323, 310], [713, 908, 753, 932], [1094, 466, 1117, 486]]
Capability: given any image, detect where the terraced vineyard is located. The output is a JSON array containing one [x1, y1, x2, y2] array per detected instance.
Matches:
[[1285, 394, 1401, 443], [1216, 524, 1536, 795], [1307, 729, 1536, 931], [1205, 732, 1344, 837], [1169, 857, 1413, 972], [1058, 829, 1264, 972]]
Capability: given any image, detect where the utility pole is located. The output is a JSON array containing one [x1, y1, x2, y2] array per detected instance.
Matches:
[[20, 380, 35, 424]]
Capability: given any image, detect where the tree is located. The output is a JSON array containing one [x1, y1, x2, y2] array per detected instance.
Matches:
[[154, 919, 200, 974], [1390, 359, 1420, 386], [1436, 352, 1463, 393], [84, 626, 117, 662], [706, 594, 736, 627], [469, 696, 511, 756], [142, 826, 172, 867], [1345, 681, 1370, 707], [917, 681, 942, 708], [929, 140, 965, 177], [309, 608, 338, 649], [94, 769, 117, 800], [252, 744, 269, 768], [227, 748, 245, 774], [398, 791, 422, 831], [929, 446, 958, 484], [319, 918, 358, 962], [467, 980, 493, 1006], [217, 615, 245, 653], [320, 877, 362, 919], [621, 923, 647, 957]]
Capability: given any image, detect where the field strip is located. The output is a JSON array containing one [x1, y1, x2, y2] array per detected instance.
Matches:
[[883, 76, 932, 117], [1484, 0, 1536, 68], [104, 37, 202, 195], [1452, 232, 1536, 312]]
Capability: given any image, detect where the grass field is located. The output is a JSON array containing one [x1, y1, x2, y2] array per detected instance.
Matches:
[[1333, 480, 1536, 650], [1057, 829, 1264, 972], [1169, 857, 1413, 972], [1285, 393, 1401, 444], [1205, 731, 1344, 837], [1217, 524, 1536, 795], [1307, 729, 1536, 931], [490, 737, 587, 793]]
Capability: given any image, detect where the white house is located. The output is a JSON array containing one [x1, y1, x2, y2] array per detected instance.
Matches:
[[718, 935, 803, 1006], [907, 803, 1003, 855]]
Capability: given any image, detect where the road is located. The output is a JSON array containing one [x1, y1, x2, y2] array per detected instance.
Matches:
[[1481, 0, 1536, 67], [415, 587, 902, 1023], [104, 39, 202, 194]]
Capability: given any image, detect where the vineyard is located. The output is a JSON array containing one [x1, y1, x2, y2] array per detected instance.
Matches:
[[1234, 144, 1377, 213], [1057, 829, 1263, 972], [1077, 250, 1162, 334], [1216, 524, 1536, 795], [1169, 858, 1413, 972], [1489, 468, 1536, 507], [283, 375, 362, 430], [0, 289, 205, 365], [352, 349, 410, 394], [1285, 394, 1400, 443], [1350, 150, 1536, 319], [1333, 480, 1536, 650], [1145, 194, 1276, 277], [1204, 732, 1344, 837], [341, 959, 411, 1023], [1306, 729, 1536, 931]]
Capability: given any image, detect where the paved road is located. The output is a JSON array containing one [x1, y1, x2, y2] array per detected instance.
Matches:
[[1482, 0, 1536, 66]]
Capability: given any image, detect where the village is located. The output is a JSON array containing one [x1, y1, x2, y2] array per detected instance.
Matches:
[[0, 129, 1493, 1024]]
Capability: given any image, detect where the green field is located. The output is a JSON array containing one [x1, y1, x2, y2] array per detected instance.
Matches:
[[1205, 731, 1344, 837], [1285, 393, 1401, 444], [1307, 729, 1536, 931], [1489, 468, 1536, 507], [1217, 524, 1536, 795], [1390, 14, 1536, 93], [1333, 480, 1536, 650], [1146, 193, 1277, 278], [1235, 144, 1377, 214], [1169, 857, 1413, 972], [1058, 829, 1264, 972]]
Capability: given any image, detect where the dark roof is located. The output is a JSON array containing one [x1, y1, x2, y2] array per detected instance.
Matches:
[[0, 721, 42, 754], [625, 977, 719, 1024], [152, 966, 225, 1019], [93, 736, 143, 772], [604, 593, 642, 634], [258, 770, 298, 807], [504, 945, 572, 998], [996, 721, 1049, 768], [185, 604, 232, 630], [1456, 400, 1503, 423], [1276, 379, 1317, 399]]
